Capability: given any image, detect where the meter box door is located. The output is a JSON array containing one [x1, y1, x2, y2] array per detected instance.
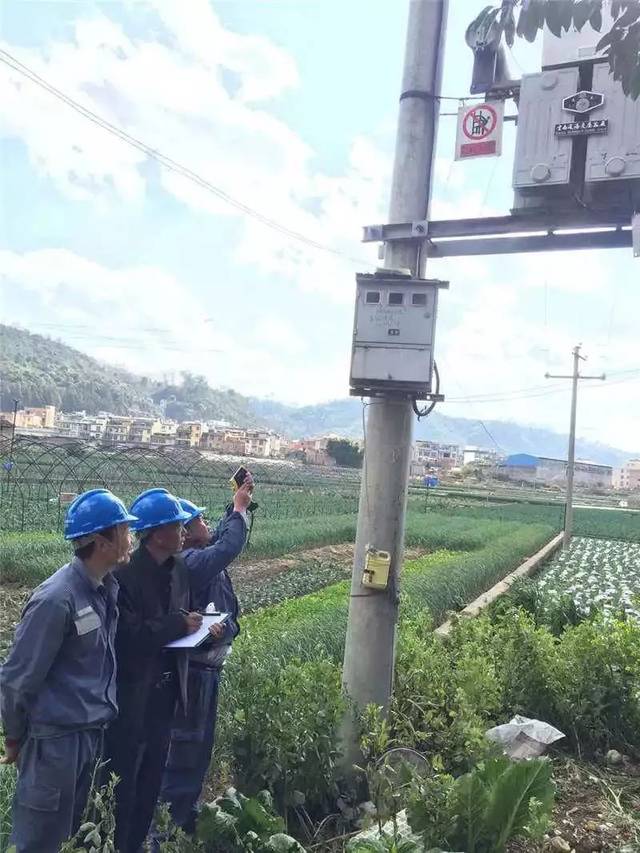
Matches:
[[513, 68, 579, 200], [349, 274, 447, 397], [584, 63, 640, 208]]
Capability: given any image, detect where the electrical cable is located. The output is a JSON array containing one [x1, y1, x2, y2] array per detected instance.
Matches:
[[412, 361, 440, 420], [445, 368, 640, 404], [476, 418, 505, 454], [0, 48, 373, 268]]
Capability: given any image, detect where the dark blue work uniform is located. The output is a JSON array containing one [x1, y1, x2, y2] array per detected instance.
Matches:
[[0, 558, 118, 853], [104, 543, 192, 853], [159, 509, 246, 833]]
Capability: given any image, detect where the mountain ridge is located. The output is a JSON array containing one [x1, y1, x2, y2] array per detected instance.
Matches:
[[0, 324, 633, 467]]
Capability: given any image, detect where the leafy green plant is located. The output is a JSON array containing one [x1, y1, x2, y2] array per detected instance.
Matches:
[[196, 788, 305, 853], [407, 757, 554, 853], [385, 613, 501, 772], [59, 769, 118, 853], [536, 538, 640, 619], [348, 834, 424, 852], [154, 803, 199, 852], [468, 2, 640, 99], [219, 657, 344, 818]]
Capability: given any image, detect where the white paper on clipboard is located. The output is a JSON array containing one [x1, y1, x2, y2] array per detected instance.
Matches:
[[164, 613, 229, 649]]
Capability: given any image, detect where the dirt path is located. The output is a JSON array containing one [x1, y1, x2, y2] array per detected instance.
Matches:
[[508, 757, 640, 852], [233, 541, 425, 586], [0, 542, 429, 653]]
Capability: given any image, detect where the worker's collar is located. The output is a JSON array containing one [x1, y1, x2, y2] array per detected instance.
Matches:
[[137, 542, 175, 571], [71, 557, 117, 593]]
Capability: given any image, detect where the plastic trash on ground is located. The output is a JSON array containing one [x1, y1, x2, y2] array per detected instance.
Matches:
[[350, 810, 421, 847], [349, 809, 463, 851], [485, 715, 565, 760]]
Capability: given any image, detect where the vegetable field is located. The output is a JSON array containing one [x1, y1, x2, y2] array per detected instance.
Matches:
[[537, 537, 640, 618], [3, 436, 640, 851]]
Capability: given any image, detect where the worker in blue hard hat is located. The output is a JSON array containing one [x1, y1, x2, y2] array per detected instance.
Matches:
[[157, 475, 253, 838], [103, 488, 202, 853], [0, 489, 137, 853]]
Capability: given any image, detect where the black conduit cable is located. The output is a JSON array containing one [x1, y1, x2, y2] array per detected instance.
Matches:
[[412, 361, 440, 421]]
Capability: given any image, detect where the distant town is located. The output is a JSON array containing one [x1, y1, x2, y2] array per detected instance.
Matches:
[[1, 404, 639, 492]]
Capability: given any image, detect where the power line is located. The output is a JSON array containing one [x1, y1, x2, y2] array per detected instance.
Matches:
[[476, 419, 505, 453], [0, 48, 373, 268], [445, 368, 640, 404], [4, 324, 223, 354]]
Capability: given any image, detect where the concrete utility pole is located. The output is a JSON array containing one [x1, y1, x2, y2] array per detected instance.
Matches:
[[546, 346, 605, 550], [342, 0, 449, 751]]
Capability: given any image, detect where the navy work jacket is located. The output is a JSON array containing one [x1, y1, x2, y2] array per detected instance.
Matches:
[[184, 509, 246, 643], [112, 544, 191, 734], [0, 558, 118, 741]]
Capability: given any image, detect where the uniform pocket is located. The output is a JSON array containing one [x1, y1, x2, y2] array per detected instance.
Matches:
[[171, 668, 215, 742], [17, 781, 61, 812], [165, 738, 202, 770], [74, 607, 101, 636]]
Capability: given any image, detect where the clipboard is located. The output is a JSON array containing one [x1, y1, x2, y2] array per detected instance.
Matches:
[[164, 613, 229, 649]]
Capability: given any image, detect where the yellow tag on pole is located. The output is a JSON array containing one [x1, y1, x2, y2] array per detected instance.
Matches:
[[362, 548, 391, 589]]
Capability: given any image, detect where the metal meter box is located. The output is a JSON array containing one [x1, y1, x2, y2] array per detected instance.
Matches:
[[584, 63, 640, 205], [349, 273, 447, 397], [513, 68, 579, 196]]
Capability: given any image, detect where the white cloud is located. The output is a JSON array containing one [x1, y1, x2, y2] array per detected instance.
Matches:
[[0, 247, 349, 405], [1, 2, 638, 451], [0, 1, 382, 300], [432, 271, 640, 452]]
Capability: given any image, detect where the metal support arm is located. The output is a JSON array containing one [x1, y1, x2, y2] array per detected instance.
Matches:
[[363, 210, 635, 257]]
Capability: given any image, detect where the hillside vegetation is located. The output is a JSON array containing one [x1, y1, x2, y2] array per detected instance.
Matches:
[[0, 325, 259, 424], [0, 324, 632, 464]]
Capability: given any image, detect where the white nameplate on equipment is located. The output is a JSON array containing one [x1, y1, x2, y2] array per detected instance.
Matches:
[[164, 613, 229, 649]]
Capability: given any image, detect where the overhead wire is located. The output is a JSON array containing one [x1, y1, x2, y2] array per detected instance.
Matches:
[[4, 51, 637, 419], [444, 368, 640, 404], [7, 324, 224, 353], [0, 47, 373, 268], [476, 418, 505, 454]]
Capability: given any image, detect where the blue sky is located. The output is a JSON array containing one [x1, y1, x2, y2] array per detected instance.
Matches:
[[0, 0, 638, 452]]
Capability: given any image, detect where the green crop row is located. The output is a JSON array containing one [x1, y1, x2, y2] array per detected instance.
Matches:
[[0, 511, 521, 589], [416, 498, 640, 543], [239, 516, 536, 612], [215, 522, 556, 798], [226, 521, 556, 667], [0, 484, 361, 533]]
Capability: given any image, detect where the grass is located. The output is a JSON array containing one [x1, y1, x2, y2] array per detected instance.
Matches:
[[0, 513, 557, 848], [427, 499, 640, 543], [228, 521, 556, 667], [0, 511, 531, 587], [0, 765, 16, 853]]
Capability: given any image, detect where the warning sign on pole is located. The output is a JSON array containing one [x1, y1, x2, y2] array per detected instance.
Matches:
[[455, 101, 504, 160]]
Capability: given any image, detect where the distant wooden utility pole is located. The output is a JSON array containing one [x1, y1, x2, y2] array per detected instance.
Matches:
[[546, 346, 605, 549]]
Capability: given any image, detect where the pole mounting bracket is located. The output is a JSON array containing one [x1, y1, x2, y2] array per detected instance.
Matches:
[[363, 209, 637, 257]]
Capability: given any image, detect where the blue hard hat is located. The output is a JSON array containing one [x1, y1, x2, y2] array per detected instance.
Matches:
[[179, 498, 207, 524], [129, 488, 192, 532], [64, 489, 138, 541]]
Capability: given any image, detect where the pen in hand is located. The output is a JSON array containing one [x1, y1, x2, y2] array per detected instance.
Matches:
[[180, 609, 204, 635]]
